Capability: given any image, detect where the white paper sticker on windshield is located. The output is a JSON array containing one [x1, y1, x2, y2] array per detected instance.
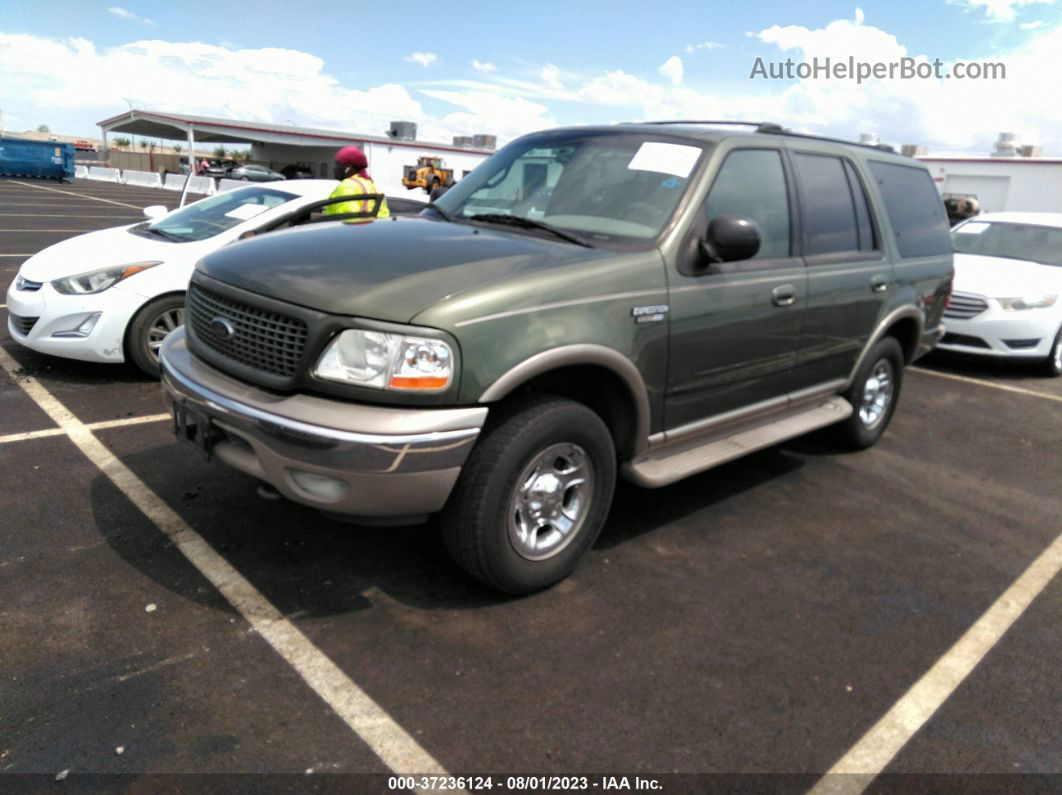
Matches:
[[224, 203, 270, 221], [957, 222, 988, 234], [627, 142, 701, 178]]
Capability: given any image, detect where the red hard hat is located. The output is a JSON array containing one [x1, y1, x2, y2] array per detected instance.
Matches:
[[335, 146, 368, 170]]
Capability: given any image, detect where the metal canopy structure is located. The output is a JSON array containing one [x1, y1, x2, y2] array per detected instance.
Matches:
[[96, 109, 492, 158]]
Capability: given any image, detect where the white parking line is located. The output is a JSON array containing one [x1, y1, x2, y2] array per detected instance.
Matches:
[[910, 366, 1062, 404], [5, 180, 143, 209], [809, 529, 1062, 795], [0, 254, 34, 257], [0, 344, 450, 779], [0, 413, 172, 445], [0, 213, 141, 219]]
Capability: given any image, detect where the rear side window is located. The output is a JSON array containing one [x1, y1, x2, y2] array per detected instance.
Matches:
[[793, 153, 877, 256], [867, 161, 951, 257], [704, 149, 791, 259]]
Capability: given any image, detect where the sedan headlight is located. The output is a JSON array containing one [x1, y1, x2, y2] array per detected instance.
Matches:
[[996, 294, 1057, 311], [51, 261, 162, 295], [314, 329, 453, 391]]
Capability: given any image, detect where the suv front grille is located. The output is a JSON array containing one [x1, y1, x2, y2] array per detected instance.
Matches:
[[944, 291, 989, 320], [187, 283, 308, 378], [9, 313, 39, 336]]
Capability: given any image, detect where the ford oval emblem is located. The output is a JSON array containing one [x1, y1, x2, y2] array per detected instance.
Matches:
[[210, 317, 235, 339]]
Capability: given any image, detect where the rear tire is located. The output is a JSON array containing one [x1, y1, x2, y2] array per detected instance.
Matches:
[[832, 336, 905, 450], [1042, 327, 1062, 377], [441, 396, 616, 594], [126, 294, 186, 377]]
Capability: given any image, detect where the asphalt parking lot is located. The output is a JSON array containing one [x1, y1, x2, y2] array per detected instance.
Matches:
[[1, 177, 1060, 791]]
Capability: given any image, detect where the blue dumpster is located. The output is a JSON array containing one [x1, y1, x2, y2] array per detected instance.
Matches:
[[0, 137, 76, 181]]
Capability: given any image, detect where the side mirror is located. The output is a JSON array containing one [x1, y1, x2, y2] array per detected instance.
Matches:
[[143, 205, 169, 220], [701, 215, 761, 263]]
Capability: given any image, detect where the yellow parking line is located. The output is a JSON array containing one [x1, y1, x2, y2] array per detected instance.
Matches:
[[910, 366, 1062, 404]]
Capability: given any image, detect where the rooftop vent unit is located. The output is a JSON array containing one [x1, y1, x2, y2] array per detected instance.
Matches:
[[453, 135, 474, 148], [859, 132, 879, 146], [1019, 144, 1043, 158], [387, 121, 417, 141], [901, 144, 928, 157], [992, 132, 1020, 158], [472, 134, 497, 150]]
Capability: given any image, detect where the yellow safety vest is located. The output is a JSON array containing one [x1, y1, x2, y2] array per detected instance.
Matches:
[[325, 175, 391, 221]]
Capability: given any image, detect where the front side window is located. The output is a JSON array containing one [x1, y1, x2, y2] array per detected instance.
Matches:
[[138, 187, 296, 242], [703, 148, 791, 260], [435, 131, 707, 248], [952, 221, 1062, 267]]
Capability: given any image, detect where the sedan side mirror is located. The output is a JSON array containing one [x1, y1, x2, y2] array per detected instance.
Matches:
[[143, 205, 169, 220], [701, 215, 761, 263]]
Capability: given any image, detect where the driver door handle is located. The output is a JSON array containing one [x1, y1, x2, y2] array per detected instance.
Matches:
[[772, 284, 797, 307], [871, 274, 889, 293]]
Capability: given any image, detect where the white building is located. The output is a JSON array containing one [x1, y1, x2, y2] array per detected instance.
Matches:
[[915, 132, 1062, 214], [96, 110, 494, 194]]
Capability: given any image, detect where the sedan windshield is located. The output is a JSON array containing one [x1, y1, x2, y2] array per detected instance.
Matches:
[[137, 186, 297, 242], [952, 220, 1062, 267], [434, 131, 707, 248]]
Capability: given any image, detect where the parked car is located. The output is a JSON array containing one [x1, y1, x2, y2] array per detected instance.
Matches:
[[158, 122, 952, 593], [202, 159, 239, 178], [939, 212, 1062, 375], [228, 163, 286, 182], [280, 164, 316, 180], [7, 181, 414, 376]]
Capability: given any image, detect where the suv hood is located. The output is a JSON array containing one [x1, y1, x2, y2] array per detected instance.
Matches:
[[953, 253, 1061, 297], [195, 216, 612, 322]]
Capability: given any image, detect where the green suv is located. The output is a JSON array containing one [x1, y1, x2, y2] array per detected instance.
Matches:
[[160, 122, 953, 593]]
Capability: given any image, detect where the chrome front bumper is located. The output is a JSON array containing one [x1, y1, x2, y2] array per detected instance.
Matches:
[[159, 329, 487, 519]]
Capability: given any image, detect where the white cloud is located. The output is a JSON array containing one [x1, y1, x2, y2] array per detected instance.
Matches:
[[684, 40, 723, 53], [404, 51, 437, 67], [107, 6, 154, 25], [1020, 18, 1045, 27], [540, 63, 564, 90], [471, 59, 496, 73], [658, 55, 684, 86], [947, 0, 1055, 23]]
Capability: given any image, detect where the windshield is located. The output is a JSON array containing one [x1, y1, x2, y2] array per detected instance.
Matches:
[[140, 186, 297, 242], [434, 131, 707, 248], [952, 220, 1062, 267]]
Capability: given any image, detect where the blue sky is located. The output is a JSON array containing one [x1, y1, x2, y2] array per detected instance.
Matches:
[[3, 0, 1062, 152]]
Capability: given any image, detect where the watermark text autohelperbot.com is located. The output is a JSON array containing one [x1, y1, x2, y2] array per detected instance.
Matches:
[[750, 56, 1005, 83]]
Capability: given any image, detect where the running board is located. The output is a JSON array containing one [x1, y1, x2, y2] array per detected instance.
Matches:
[[623, 396, 853, 488]]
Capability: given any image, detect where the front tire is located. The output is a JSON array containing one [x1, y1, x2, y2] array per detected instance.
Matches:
[[126, 294, 185, 377], [832, 336, 905, 450], [441, 396, 616, 594], [1041, 327, 1062, 377]]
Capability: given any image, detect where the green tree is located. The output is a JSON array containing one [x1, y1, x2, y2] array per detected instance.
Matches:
[[213, 146, 227, 159], [139, 138, 149, 150], [172, 143, 182, 154], [113, 136, 131, 149], [36, 124, 50, 133]]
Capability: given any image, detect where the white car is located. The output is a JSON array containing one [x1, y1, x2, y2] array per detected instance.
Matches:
[[6, 182, 424, 375], [941, 212, 1062, 376]]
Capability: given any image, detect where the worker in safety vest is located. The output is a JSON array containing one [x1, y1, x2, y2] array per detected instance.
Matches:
[[326, 146, 390, 221]]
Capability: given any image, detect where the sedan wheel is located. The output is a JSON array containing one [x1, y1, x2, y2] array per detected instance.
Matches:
[[127, 294, 186, 377]]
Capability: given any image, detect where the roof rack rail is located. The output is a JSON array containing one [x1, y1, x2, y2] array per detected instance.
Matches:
[[637, 120, 787, 134], [634, 119, 905, 155]]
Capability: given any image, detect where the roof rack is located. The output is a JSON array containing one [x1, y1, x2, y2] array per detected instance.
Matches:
[[636, 119, 902, 155]]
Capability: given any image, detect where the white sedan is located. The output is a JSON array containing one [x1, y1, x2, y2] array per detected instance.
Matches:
[[6, 182, 424, 375], [941, 212, 1062, 376]]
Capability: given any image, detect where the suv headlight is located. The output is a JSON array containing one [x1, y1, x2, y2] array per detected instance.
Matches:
[[996, 294, 1057, 311], [51, 262, 162, 295], [314, 329, 453, 391]]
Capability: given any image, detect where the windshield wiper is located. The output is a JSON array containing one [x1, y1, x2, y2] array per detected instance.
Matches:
[[142, 226, 185, 242], [466, 213, 594, 248]]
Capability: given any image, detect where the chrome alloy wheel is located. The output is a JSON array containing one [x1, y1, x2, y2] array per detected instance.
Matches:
[[508, 443, 594, 561], [859, 359, 894, 428], [147, 307, 185, 361], [1052, 337, 1062, 372]]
